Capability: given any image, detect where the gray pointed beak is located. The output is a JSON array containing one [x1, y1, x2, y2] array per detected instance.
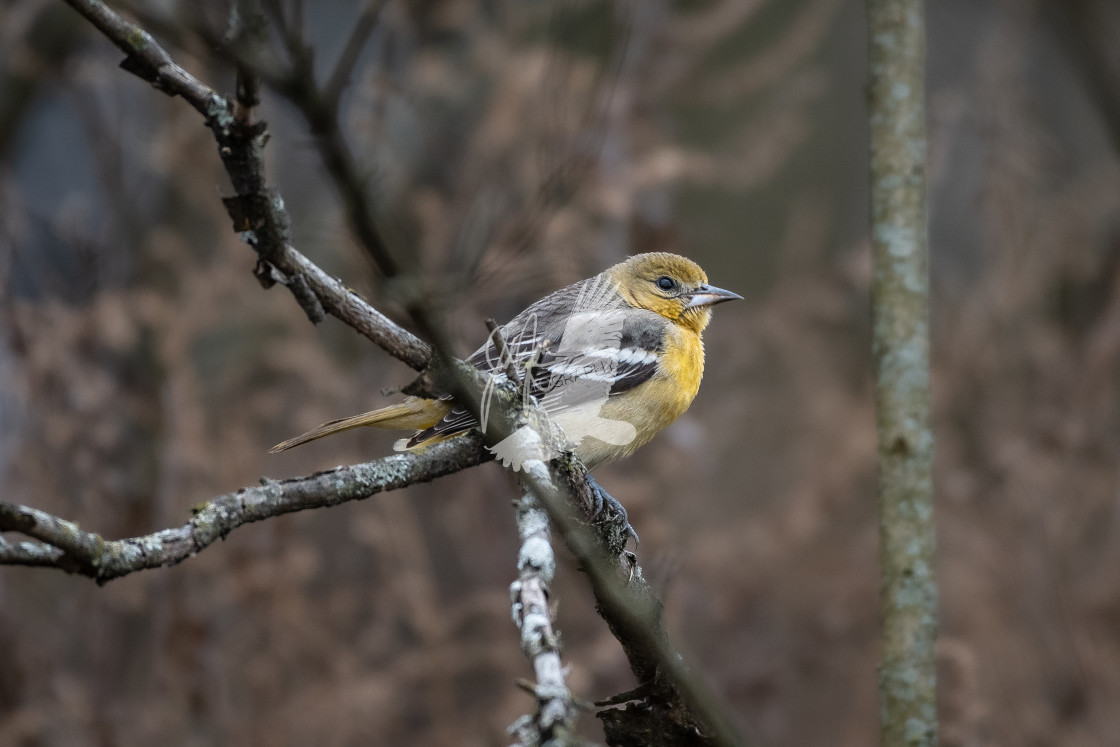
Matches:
[[684, 283, 744, 308]]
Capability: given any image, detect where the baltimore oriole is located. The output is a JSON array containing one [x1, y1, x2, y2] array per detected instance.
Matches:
[[271, 253, 740, 469]]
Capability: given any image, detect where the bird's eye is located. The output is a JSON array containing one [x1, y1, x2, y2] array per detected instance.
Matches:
[[656, 276, 676, 291]]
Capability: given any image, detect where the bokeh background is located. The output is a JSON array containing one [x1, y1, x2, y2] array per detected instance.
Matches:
[[3, 0, 1120, 744]]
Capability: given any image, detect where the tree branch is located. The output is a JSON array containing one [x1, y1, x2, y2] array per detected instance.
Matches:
[[264, 0, 401, 280], [522, 460, 744, 747], [60, 0, 432, 370], [62, 0, 218, 117], [0, 536, 66, 568], [507, 490, 578, 745], [323, 0, 385, 109], [0, 433, 488, 583]]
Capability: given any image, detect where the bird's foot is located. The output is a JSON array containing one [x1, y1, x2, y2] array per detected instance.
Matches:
[[584, 475, 639, 551]]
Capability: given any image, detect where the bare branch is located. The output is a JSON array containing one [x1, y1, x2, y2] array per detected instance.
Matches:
[[61, 0, 220, 117], [275, 244, 430, 368], [0, 433, 488, 583], [227, 0, 266, 113], [267, 2, 400, 280], [324, 0, 385, 108], [60, 0, 432, 370]]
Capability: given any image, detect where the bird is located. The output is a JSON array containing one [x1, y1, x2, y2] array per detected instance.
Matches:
[[270, 252, 741, 472]]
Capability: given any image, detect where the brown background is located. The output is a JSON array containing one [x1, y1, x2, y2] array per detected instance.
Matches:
[[2, 1, 1120, 744]]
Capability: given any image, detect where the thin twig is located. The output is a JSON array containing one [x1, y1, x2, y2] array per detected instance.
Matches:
[[324, 0, 384, 108], [228, 0, 266, 115], [0, 536, 65, 568], [485, 318, 523, 385], [268, 3, 401, 280], [62, 0, 221, 117]]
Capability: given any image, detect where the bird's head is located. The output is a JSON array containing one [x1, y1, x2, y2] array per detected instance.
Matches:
[[608, 253, 742, 334]]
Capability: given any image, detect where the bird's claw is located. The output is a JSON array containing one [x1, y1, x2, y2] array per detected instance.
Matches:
[[585, 476, 639, 550]]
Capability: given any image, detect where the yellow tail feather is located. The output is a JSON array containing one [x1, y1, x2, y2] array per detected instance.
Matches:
[[268, 397, 451, 453]]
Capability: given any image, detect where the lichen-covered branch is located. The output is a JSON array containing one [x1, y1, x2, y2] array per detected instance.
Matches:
[[867, 0, 938, 744], [0, 536, 66, 568], [507, 491, 578, 745], [0, 434, 488, 583]]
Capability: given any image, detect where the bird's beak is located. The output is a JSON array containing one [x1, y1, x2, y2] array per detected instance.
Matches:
[[684, 283, 743, 308]]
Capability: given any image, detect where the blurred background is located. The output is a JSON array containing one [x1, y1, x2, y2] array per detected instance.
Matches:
[[2, 0, 1120, 744]]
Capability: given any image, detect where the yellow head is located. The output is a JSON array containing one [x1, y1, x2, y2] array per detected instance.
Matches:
[[607, 253, 742, 334]]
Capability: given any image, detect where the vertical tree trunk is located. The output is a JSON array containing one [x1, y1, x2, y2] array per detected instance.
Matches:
[[867, 0, 938, 744]]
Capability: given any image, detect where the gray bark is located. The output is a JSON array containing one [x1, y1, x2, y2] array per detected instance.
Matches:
[[868, 0, 938, 744]]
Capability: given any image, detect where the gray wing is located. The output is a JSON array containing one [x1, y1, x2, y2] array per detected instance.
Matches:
[[405, 276, 664, 447]]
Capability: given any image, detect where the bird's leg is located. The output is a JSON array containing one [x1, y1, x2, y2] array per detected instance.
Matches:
[[557, 455, 639, 554], [582, 474, 639, 551]]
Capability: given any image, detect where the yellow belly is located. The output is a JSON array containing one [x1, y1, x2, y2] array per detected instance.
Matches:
[[564, 325, 705, 468]]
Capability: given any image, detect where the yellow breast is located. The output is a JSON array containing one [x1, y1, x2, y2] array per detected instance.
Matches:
[[572, 324, 705, 467]]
